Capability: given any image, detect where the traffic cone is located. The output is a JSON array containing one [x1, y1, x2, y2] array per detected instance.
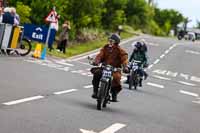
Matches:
[[32, 43, 42, 58], [40, 47, 47, 60]]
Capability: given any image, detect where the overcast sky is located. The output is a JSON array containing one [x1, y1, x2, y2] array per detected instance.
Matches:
[[156, 0, 199, 27]]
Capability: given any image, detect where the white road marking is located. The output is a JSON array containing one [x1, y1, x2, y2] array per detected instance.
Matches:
[[169, 46, 174, 50], [186, 50, 200, 55], [3, 96, 44, 105], [153, 59, 160, 64], [165, 50, 169, 54], [71, 71, 79, 73], [180, 90, 199, 97], [166, 71, 178, 77], [153, 69, 167, 75], [160, 54, 165, 59], [55, 61, 74, 66], [180, 73, 189, 80], [178, 81, 196, 87], [148, 43, 159, 46], [84, 85, 93, 89], [192, 101, 200, 104], [190, 76, 200, 83], [147, 64, 154, 69], [81, 73, 88, 76], [100, 123, 126, 133], [147, 82, 164, 88], [53, 89, 78, 95], [152, 75, 171, 81], [80, 123, 126, 133], [80, 129, 96, 133]]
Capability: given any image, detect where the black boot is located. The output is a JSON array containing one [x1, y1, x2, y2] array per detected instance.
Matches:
[[124, 75, 130, 84], [111, 91, 118, 102], [144, 72, 148, 80], [91, 87, 98, 99], [139, 79, 142, 87], [92, 92, 98, 99]]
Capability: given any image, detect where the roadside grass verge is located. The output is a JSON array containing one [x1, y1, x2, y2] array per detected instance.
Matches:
[[32, 32, 135, 58]]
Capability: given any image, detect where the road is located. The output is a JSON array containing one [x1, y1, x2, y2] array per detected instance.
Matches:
[[0, 35, 200, 133]]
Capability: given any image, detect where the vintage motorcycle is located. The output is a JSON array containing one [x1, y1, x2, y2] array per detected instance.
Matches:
[[88, 56, 121, 110], [128, 60, 143, 90]]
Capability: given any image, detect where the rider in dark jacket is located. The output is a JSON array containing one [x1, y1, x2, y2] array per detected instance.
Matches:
[[125, 40, 149, 86]]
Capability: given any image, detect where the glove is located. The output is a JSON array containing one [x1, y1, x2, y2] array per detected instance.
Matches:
[[123, 66, 130, 73], [143, 63, 149, 68]]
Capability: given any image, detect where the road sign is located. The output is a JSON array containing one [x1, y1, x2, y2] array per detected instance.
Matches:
[[23, 24, 56, 45], [45, 10, 58, 23]]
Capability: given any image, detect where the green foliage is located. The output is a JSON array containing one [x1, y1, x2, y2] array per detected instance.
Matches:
[[163, 21, 171, 35], [8, 0, 186, 39], [102, 0, 128, 29], [126, 0, 150, 28], [154, 8, 185, 33], [67, 0, 104, 28], [16, 2, 31, 24], [145, 20, 165, 36], [110, 10, 126, 29], [196, 20, 200, 29]]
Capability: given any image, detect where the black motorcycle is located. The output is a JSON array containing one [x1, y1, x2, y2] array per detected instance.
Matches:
[[88, 57, 120, 110], [128, 60, 143, 90]]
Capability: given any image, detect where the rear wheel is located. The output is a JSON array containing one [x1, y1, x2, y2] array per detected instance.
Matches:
[[18, 38, 32, 56], [133, 74, 138, 90]]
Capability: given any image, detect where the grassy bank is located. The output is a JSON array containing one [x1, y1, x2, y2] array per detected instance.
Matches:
[[46, 32, 135, 58]]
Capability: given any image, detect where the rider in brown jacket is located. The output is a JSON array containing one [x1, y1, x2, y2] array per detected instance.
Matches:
[[91, 34, 128, 102]]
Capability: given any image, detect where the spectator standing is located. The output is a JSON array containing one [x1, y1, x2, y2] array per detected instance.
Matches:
[[57, 20, 71, 54], [0, 7, 3, 23], [2, 7, 14, 24]]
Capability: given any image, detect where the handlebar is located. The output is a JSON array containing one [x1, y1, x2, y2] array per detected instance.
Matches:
[[87, 56, 121, 72]]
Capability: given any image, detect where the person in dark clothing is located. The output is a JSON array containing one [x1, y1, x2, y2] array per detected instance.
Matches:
[[125, 41, 149, 86], [2, 7, 14, 25], [57, 20, 71, 54]]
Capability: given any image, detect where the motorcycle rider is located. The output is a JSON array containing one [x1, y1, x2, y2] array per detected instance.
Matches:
[[125, 40, 149, 86], [90, 33, 129, 102]]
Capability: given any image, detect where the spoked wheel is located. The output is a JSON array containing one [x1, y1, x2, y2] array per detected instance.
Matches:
[[129, 71, 134, 90], [18, 38, 32, 56], [97, 81, 107, 110], [133, 75, 139, 90]]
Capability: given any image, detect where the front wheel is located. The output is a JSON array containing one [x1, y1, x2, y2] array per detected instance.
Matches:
[[97, 81, 108, 110], [18, 38, 32, 56], [129, 71, 134, 90], [177, 35, 182, 40]]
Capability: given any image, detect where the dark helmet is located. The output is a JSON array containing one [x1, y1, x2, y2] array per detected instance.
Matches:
[[109, 33, 121, 44], [135, 41, 142, 49]]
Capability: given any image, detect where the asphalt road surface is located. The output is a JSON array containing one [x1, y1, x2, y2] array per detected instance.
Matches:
[[0, 35, 200, 133]]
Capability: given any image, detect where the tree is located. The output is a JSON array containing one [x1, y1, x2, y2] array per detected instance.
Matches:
[[154, 8, 185, 35], [125, 0, 150, 29], [102, 0, 128, 29], [16, 2, 31, 24], [197, 20, 200, 29], [67, 0, 105, 28]]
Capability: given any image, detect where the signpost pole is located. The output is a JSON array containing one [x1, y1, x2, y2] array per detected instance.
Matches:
[[40, 27, 50, 60]]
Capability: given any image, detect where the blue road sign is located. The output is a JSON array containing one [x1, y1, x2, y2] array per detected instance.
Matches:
[[23, 24, 56, 46]]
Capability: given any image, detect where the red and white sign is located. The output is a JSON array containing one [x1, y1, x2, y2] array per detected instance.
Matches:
[[45, 10, 58, 23]]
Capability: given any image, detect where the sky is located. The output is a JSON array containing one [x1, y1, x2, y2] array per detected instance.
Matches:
[[155, 0, 200, 27]]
